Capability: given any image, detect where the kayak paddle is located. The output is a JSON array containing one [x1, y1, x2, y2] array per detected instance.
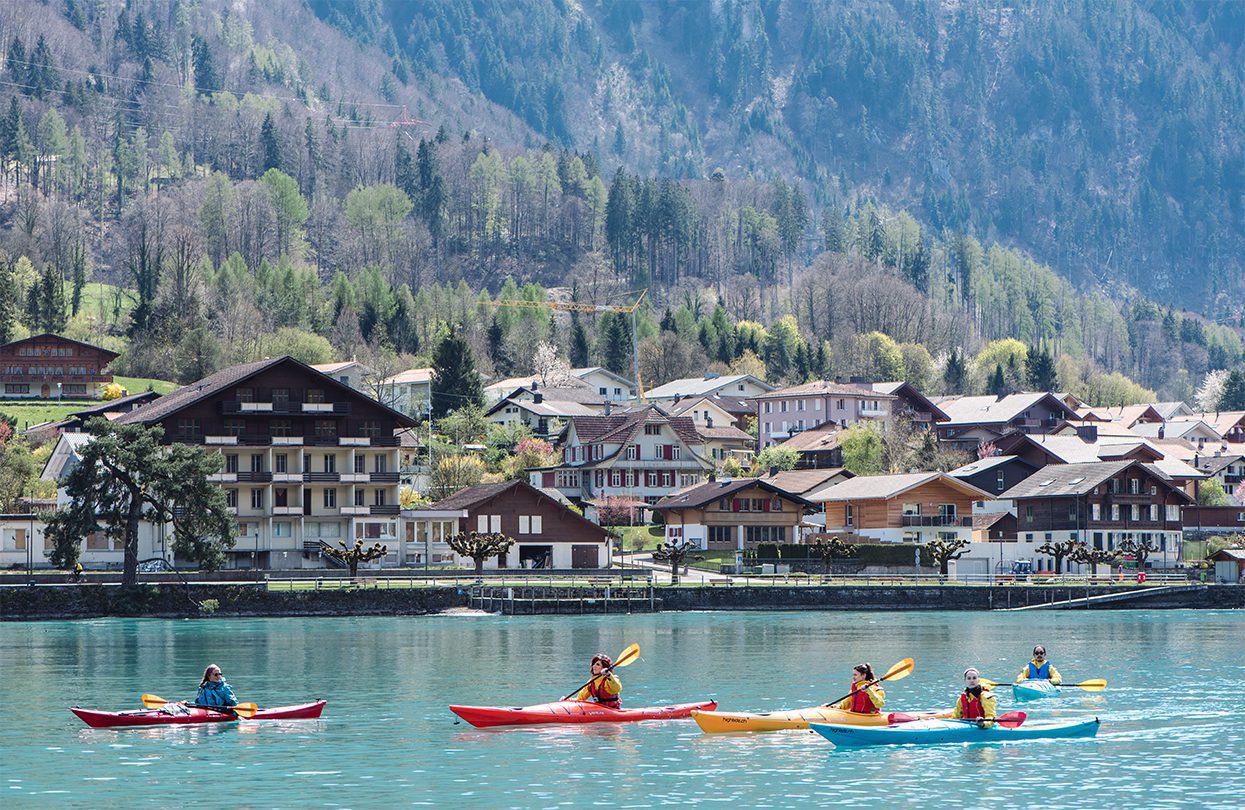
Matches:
[[981, 678, 1107, 692], [822, 657, 914, 708], [563, 643, 641, 701], [890, 710, 1027, 729], [141, 693, 258, 718]]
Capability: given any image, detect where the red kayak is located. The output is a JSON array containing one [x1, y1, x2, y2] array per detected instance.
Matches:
[[450, 699, 718, 728], [71, 700, 327, 729]]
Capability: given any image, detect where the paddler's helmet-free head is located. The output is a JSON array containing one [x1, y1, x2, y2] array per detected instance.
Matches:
[[963, 667, 982, 687], [590, 653, 614, 672], [1033, 645, 1047, 660]]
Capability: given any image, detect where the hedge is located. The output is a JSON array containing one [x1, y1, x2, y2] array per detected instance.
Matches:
[[747, 543, 932, 567]]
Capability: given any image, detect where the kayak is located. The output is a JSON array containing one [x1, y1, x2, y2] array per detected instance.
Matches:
[[71, 700, 327, 729], [810, 717, 1100, 747], [692, 706, 948, 733], [1013, 680, 1062, 701], [450, 699, 717, 728]]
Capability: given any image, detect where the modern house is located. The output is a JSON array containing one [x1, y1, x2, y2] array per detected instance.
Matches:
[[114, 356, 418, 570], [0, 333, 120, 400], [642, 373, 773, 404], [695, 423, 757, 469], [948, 455, 1040, 497], [661, 394, 755, 432], [812, 472, 989, 545], [484, 368, 634, 404], [756, 468, 856, 500], [573, 367, 637, 401], [652, 477, 816, 550], [486, 387, 603, 440], [934, 392, 1073, 452], [310, 360, 376, 393], [772, 421, 845, 468], [403, 480, 613, 569], [997, 460, 1192, 567], [530, 406, 712, 518], [754, 381, 897, 448], [376, 367, 434, 418]]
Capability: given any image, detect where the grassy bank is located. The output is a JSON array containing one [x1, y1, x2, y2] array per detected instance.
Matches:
[[0, 376, 178, 432]]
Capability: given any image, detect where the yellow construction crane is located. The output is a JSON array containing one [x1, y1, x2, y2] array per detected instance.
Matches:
[[479, 289, 648, 399]]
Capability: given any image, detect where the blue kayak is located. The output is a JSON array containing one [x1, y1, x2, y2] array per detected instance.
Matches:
[[810, 717, 1100, 747], [1013, 680, 1062, 701]]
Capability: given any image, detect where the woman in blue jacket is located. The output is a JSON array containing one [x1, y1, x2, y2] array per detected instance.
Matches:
[[194, 664, 238, 707]]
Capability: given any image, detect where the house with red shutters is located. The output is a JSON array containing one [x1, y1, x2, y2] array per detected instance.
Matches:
[[0, 333, 119, 400], [529, 406, 713, 521]]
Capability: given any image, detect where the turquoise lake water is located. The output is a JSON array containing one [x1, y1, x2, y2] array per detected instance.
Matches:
[[2, 610, 1244, 808]]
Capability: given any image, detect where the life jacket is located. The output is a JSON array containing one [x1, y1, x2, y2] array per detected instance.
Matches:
[[1024, 660, 1051, 680], [849, 683, 879, 714], [958, 690, 986, 719], [587, 676, 621, 709]]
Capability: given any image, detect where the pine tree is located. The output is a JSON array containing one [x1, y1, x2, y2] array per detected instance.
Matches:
[[570, 314, 590, 368], [1219, 369, 1245, 411], [612, 121, 626, 156], [486, 315, 509, 376], [1025, 343, 1058, 391], [431, 331, 483, 419], [260, 113, 281, 172], [27, 35, 58, 100], [989, 363, 1007, 395], [813, 341, 832, 379], [395, 135, 417, 201], [943, 348, 967, 395], [191, 34, 217, 96], [601, 313, 632, 376], [0, 265, 16, 344]]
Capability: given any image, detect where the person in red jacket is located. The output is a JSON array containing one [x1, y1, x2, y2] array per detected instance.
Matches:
[[835, 663, 885, 714], [574, 653, 622, 708], [951, 667, 997, 727]]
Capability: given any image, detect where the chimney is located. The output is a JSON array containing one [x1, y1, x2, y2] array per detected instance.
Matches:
[[708, 472, 716, 483], [674, 394, 681, 403], [604, 400, 612, 416], [533, 392, 543, 404], [1075, 424, 1098, 442], [531, 381, 539, 391], [706, 415, 714, 428], [1158, 424, 1165, 439], [769, 465, 780, 477]]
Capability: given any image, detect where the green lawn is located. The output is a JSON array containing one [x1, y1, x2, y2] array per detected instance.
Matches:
[[77, 282, 136, 322], [114, 375, 179, 395], [687, 549, 738, 572], [0, 376, 178, 432], [605, 524, 664, 551]]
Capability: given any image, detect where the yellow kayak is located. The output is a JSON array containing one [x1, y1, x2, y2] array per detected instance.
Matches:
[[691, 706, 947, 733]]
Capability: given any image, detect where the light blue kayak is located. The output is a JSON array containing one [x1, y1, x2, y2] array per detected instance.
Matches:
[[810, 717, 1100, 747], [1013, 680, 1062, 701]]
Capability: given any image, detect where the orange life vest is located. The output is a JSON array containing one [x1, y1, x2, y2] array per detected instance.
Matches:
[[850, 684, 879, 714], [958, 690, 985, 719]]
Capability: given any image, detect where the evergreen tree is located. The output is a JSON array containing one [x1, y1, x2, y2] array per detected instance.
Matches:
[[431, 331, 483, 419], [943, 348, 967, 395], [395, 135, 417, 202], [27, 35, 58, 100], [191, 34, 217, 96], [260, 113, 281, 172], [1025, 343, 1058, 391], [39, 264, 66, 332], [989, 363, 1007, 395], [601, 312, 632, 376], [1220, 369, 1245, 411], [486, 315, 509, 375], [813, 340, 832, 379], [612, 121, 626, 156], [570, 314, 590, 368], [0, 265, 15, 344], [5, 37, 25, 85]]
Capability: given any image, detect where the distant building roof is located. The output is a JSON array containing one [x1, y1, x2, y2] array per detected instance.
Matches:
[[643, 374, 773, 399], [663, 394, 754, 417], [813, 472, 989, 502], [0, 332, 120, 362], [937, 392, 1067, 426], [652, 477, 816, 511], [949, 455, 1029, 477], [754, 380, 897, 400], [695, 424, 754, 442], [381, 367, 434, 385], [998, 460, 1192, 500], [775, 422, 843, 453], [757, 468, 854, 496]]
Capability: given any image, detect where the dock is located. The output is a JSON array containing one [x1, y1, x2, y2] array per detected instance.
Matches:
[[469, 584, 661, 614], [995, 584, 1209, 611]]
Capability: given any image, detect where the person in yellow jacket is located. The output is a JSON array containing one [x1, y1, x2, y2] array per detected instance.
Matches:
[[575, 653, 622, 708], [837, 663, 885, 713], [1017, 645, 1062, 684], [952, 668, 997, 727]]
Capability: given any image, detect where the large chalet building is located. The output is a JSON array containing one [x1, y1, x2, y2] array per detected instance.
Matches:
[[1, 333, 119, 400], [530, 406, 713, 519], [116, 356, 418, 569]]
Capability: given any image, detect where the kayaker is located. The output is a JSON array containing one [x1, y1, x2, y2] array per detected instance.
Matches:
[[194, 664, 238, 708], [952, 667, 996, 727], [1017, 645, 1062, 684], [574, 653, 622, 709], [836, 663, 884, 714]]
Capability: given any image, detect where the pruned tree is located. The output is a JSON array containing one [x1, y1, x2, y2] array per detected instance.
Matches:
[[322, 539, 387, 577], [1037, 539, 1079, 575], [926, 537, 969, 578], [1117, 536, 1160, 569], [811, 536, 856, 574], [1070, 542, 1118, 577], [446, 530, 515, 573], [44, 419, 234, 585], [652, 538, 698, 585]]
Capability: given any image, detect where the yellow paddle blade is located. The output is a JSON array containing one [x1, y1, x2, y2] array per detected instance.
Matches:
[[881, 657, 915, 682], [1072, 679, 1107, 692], [614, 643, 641, 669], [980, 678, 1000, 689], [234, 702, 258, 718], [142, 693, 169, 708]]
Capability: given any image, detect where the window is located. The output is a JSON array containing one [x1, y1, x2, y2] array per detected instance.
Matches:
[[1067, 502, 1077, 521], [360, 420, 382, 438], [645, 424, 662, 436], [625, 471, 635, 487], [374, 455, 387, 473], [764, 402, 772, 414], [599, 387, 607, 396], [1025, 505, 1034, 523], [1111, 504, 1120, 521], [997, 471, 1006, 492], [324, 454, 336, 473], [323, 488, 337, 508], [770, 497, 782, 512], [225, 454, 239, 473], [274, 522, 291, 537], [225, 489, 237, 508], [275, 454, 287, 473], [556, 470, 579, 488], [271, 419, 292, 437], [845, 505, 854, 527], [837, 399, 845, 410], [797, 400, 806, 411], [1129, 479, 1140, 495], [1166, 505, 1180, 521], [1149, 504, 1158, 521], [1130, 504, 1140, 521], [611, 470, 622, 487], [518, 515, 543, 534], [355, 455, 366, 473], [303, 455, 312, 473], [272, 388, 289, 408], [1093, 532, 1103, 550], [274, 488, 288, 507], [708, 525, 734, 545], [5, 384, 29, 394], [315, 419, 336, 437], [176, 418, 201, 438], [223, 419, 245, 437], [646, 472, 657, 487], [672, 446, 681, 460], [626, 445, 637, 460], [306, 388, 325, 403], [1150, 485, 1157, 495], [248, 454, 262, 472], [815, 399, 821, 410], [780, 401, 789, 413], [236, 387, 254, 403], [476, 515, 502, 532], [1091, 503, 1101, 521], [251, 489, 264, 510], [662, 473, 672, 487], [355, 489, 365, 506]]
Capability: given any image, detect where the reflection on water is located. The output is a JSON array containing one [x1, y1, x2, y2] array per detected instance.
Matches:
[[2, 610, 1244, 807]]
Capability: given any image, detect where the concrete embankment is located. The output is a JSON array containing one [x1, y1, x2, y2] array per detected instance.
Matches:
[[4, 582, 1242, 620]]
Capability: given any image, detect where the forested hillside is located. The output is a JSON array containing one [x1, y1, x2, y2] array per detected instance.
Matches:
[[0, 0, 1241, 411]]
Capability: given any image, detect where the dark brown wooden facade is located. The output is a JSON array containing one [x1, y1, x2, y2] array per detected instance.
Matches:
[[0, 333, 119, 399]]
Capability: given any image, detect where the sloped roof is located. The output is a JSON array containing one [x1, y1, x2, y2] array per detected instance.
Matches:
[[0, 332, 120, 362], [949, 455, 1034, 477], [775, 422, 843, 453], [652, 477, 816, 511], [998, 460, 1192, 500], [812, 472, 990, 502], [1185, 411, 1245, 436], [1131, 419, 1221, 440], [381, 367, 433, 385], [487, 398, 600, 419], [937, 392, 1067, 426], [644, 374, 773, 399], [71, 390, 163, 417], [1194, 454, 1243, 475], [696, 424, 754, 442], [757, 468, 854, 496], [428, 480, 610, 540], [872, 380, 950, 421], [755, 380, 897, 400], [973, 512, 1015, 530], [117, 356, 418, 428], [571, 367, 635, 387], [567, 407, 702, 447], [664, 394, 754, 417]]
